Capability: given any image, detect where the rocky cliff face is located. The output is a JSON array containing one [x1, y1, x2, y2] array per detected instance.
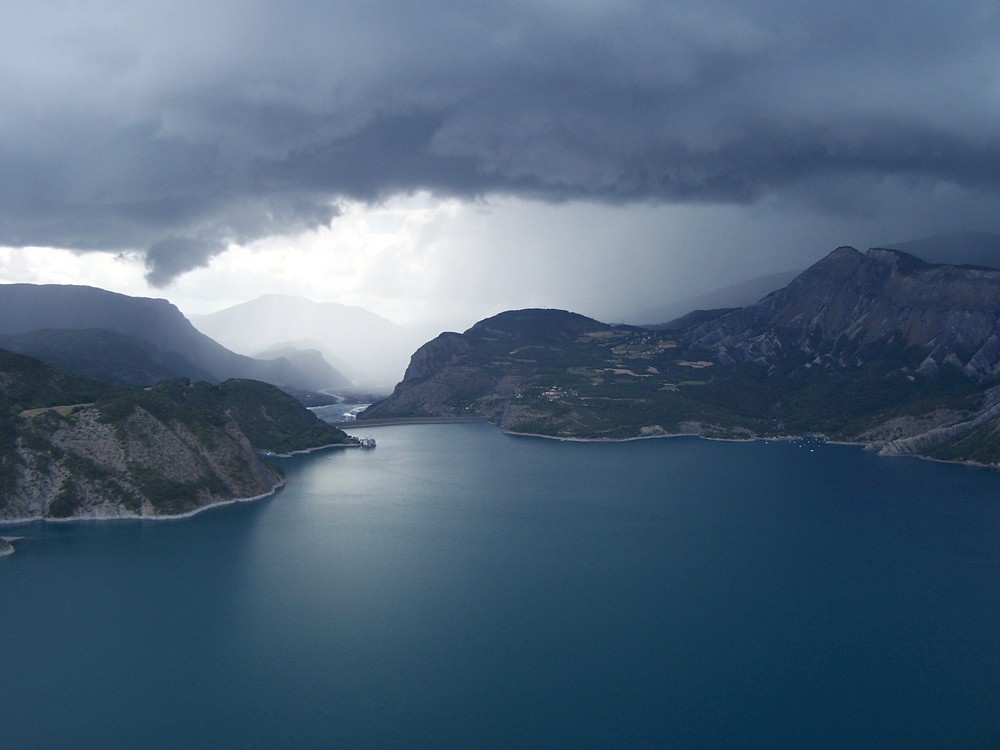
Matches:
[[685, 247, 1000, 379], [5, 405, 282, 520], [0, 349, 357, 521], [361, 331, 499, 421], [360, 250, 1000, 464], [361, 310, 615, 423]]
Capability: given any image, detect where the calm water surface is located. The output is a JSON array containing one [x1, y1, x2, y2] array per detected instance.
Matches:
[[2, 424, 999, 749]]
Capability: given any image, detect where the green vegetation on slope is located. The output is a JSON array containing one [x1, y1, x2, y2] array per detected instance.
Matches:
[[94, 377, 355, 453], [0, 349, 357, 519], [364, 308, 1000, 463], [149, 378, 355, 453]]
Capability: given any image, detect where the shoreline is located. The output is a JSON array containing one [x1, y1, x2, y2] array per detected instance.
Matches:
[[4, 423, 995, 546], [360, 419, 998, 471], [354, 417, 834, 447], [504, 425, 1000, 470], [0, 478, 288, 535], [0, 437, 375, 539], [500, 420, 823, 445]]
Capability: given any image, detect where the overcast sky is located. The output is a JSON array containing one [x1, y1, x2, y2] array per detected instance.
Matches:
[[2, 0, 999, 327]]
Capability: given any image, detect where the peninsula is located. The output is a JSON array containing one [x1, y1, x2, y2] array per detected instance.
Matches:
[[0, 349, 358, 528], [362, 247, 1000, 465]]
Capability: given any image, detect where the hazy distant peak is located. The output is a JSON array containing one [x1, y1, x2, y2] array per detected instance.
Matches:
[[198, 294, 400, 325], [0, 282, 353, 393], [192, 294, 426, 388], [254, 338, 326, 356], [253, 294, 376, 313], [254, 293, 318, 302], [255, 343, 324, 359]]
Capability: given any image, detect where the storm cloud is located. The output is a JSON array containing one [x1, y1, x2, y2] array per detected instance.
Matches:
[[2, 0, 999, 284]]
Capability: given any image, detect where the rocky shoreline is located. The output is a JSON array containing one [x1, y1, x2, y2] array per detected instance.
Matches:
[[0, 479, 289, 556], [0, 435, 380, 556], [354, 414, 1000, 470], [4, 419, 997, 560], [351, 415, 999, 470], [498, 421, 1000, 470]]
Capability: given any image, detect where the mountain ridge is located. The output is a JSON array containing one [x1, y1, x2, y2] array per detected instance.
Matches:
[[0, 284, 345, 393], [684, 246, 1000, 379], [192, 294, 438, 388], [362, 247, 1000, 464]]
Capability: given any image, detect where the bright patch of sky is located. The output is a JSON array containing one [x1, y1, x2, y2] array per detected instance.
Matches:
[[0, 186, 951, 330], [0, 193, 812, 328]]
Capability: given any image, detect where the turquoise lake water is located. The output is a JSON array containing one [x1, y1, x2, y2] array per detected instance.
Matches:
[[2, 424, 999, 748]]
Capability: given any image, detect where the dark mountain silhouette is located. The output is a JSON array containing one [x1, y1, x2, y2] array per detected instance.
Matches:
[[0, 328, 216, 385], [0, 284, 344, 393]]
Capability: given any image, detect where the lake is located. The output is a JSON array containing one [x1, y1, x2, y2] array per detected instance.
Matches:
[[2, 424, 999, 748]]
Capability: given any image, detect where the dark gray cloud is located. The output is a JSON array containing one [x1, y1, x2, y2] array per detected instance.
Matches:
[[2, 0, 999, 284]]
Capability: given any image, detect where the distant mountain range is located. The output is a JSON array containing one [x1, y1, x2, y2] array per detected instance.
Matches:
[[0, 284, 349, 395], [191, 294, 436, 389], [363, 246, 1000, 465]]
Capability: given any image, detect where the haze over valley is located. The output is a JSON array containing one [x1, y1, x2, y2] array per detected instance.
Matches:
[[190, 294, 439, 391]]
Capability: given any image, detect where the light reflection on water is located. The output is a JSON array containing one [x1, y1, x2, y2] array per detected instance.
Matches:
[[2, 424, 999, 749]]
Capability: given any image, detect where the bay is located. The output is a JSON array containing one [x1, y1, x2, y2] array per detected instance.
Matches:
[[2, 424, 999, 749]]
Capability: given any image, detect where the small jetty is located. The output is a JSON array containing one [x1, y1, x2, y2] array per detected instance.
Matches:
[[358, 437, 377, 448]]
